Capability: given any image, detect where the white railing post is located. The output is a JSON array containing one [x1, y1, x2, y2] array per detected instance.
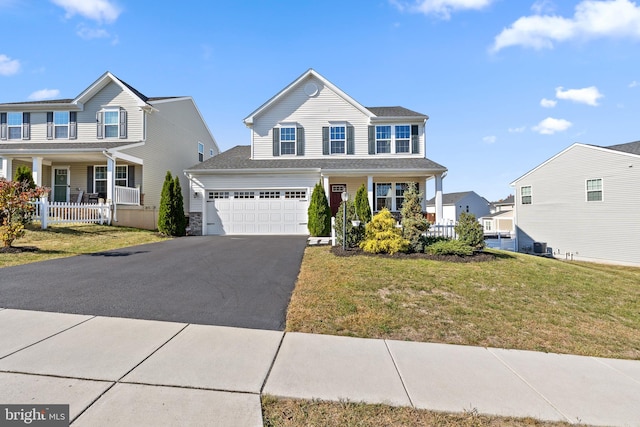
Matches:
[[41, 198, 48, 230]]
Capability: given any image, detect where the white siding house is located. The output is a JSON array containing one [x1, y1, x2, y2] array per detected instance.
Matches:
[[425, 191, 491, 224], [0, 71, 219, 229], [186, 69, 448, 235], [511, 141, 640, 266]]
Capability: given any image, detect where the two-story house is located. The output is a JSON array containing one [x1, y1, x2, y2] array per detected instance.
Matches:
[[0, 71, 219, 229], [185, 69, 447, 235]]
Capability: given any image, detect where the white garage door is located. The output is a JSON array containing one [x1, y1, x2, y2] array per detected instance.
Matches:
[[206, 189, 309, 235]]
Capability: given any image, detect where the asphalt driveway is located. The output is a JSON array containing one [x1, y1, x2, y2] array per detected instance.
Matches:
[[0, 236, 308, 330]]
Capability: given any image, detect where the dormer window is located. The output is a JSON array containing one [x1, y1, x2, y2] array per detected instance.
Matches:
[[330, 126, 346, 154], [280, 127, 296, 155]]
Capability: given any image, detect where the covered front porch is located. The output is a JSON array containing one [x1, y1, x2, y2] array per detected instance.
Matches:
[[1, 150, 142, 207], [320, 170, 445, 224]]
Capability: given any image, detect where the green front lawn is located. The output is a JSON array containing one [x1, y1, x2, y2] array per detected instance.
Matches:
[[287, 246, 640, 359]]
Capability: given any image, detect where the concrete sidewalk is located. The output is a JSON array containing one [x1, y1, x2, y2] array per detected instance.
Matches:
[[0, 308, 638, 426]]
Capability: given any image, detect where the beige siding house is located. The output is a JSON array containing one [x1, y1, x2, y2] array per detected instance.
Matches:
[[0, 71, 219, 229], [511, 141, 640, 266], [186, 69, 447, 235]]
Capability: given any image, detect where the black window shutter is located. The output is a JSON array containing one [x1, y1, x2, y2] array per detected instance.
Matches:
[[119, 108, 127, 139], [0, 113, 6, 140], [22, 112, 30, 140], [347, 125, 355, 155], [322, 127, 330, 155], [46, 112, 54, 139], [128, 165, 135, 188], [69, 112, 77, 139], [87, 166, 94, 193], [96, 111, 103, 139], [368, 126, 375, 155], [296, 126, 305, 156], [272, 128, 280, 156], [411, 125, 419, 154]]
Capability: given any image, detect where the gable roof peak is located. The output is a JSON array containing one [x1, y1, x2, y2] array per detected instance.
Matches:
[[73, 71, 150, 107]]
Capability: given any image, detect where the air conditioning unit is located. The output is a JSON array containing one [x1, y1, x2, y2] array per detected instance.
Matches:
[[533, 242, 547, 254]]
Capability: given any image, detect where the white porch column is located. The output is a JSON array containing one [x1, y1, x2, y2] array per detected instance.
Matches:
[[106, 156, 115, 204], [322, 175, 330, 201], [31, 157, 43, 186], [3, 157, 12, 180], [435, 174, 443, 224], [423, 177, 429, 212], [367, 176, 374, 214], [0, 157, 7, 179]]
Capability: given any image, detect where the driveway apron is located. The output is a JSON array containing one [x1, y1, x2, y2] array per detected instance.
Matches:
[[0, 236, 307, 330]]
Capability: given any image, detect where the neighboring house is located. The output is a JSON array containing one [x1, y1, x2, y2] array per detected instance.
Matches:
[[480, 195, 514, 236], [0, 71, 219, 229], [185, 69, 447, 235], [510, 141, 640, 266], [425, 191, 490, 224]]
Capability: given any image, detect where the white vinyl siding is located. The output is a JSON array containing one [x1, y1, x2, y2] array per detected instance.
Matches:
[[586, 178, 603, 201], [513, 144, 640, 266]]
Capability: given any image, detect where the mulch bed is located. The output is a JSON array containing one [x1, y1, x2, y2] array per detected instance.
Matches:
[[330, 246, 495, 263], [0, 246, 39, 254]]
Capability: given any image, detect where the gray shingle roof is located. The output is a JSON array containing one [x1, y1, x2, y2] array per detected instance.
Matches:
[[366, 106, 427, 118], [426, 191, 474, 206], [604, 140, 640, 155], [188, 145, 446, 172]]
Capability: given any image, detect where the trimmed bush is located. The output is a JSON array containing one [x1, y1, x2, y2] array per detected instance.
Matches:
[[172, 175, 187, 236], [307, 183, 331, 237], [426, 239, 474, 256], [400, 182, 429, 252], [335, 200, 364, 248], [360, 208, 409, 255], [354, 184, 372, 224], [455, 212, 485, 249], [14, 165, 35, 189]]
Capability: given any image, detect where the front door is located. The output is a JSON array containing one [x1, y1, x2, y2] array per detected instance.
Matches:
[[53, 168, 69, 202], [330, 184, 346, 217]]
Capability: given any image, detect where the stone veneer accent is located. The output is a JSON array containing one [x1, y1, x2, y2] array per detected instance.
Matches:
[[188, 212, 202, 236]]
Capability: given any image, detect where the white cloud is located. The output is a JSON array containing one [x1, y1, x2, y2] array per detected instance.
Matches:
[[51, 0, 121, 24], [391, 0, 494, 19], [508, 126, 526, 133], [482, 135, 497, 144], [77, 24, 110, 39], [540, 98, 557, 108], [532, 117, 573, 134], [28, 89, 61, 100], [0, 54, 20, 76], [555, 86, 603, 106], [629, 80, 638, 88], [491, 0, 640, 52], [531, 0, 556, 14]]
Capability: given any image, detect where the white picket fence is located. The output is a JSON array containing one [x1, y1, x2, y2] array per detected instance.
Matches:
[[32, 199, 111, 229]]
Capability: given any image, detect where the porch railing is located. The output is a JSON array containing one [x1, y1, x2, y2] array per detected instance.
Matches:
[[115, 185, 140, 205], [426, 223, 457, 239], [32, 199, 111, 229]]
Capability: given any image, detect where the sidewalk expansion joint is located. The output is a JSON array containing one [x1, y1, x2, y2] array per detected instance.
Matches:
[[383, 339, 414, 408], [260, 331, 287, 395], [117, 380, 260, 396]]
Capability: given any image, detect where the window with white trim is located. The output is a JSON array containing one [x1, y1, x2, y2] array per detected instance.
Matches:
[[375, 126, 391, 154], [330, 126, 346, 154], [104, 109, 119, 138], [7, 112, 22, 140], [521, 186, 532, 205], [198, 142, 204, 162], [586, 178, 602, 201], [209, 148, 214, 156], [209, 191, 229, 199], [375, 182, 418, 211], [395, 125, 411, 153], [54, 111, 69, 139], [94, 166, 107, 196], [280, 127, 296, 155], [484, 220, 492, 231], [115, 165, 127, 187]]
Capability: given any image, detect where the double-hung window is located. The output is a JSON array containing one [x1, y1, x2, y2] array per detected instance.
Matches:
[[521, 186, 532, 205], [586, 178, 603, 201], [395, 125, 411, 153], [375, 183, 392, 210], [104, 109, 119, 138], [280, 127, 296, 155], [198, 142, 204, 162], [330, 126, 346, 154], [7, 112, 22, 140], [54, 112, 69, 139], [376, 126, 391, 154], [115, 165, 128, 187], [94, 166, 107, 196]]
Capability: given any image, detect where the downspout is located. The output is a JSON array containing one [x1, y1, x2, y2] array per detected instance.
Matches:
[[102, 150, 117, 223]]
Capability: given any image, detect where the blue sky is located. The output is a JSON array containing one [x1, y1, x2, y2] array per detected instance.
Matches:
[[2, 0, 640, 202]]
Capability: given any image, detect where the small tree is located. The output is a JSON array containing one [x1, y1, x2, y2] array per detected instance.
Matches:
[[354, 184, 372, 224], [0, 179, 47, 248], [455, 212, 485, 250], [400, 182, 429, 252], [157, 171, 175, 235], [307, 183, 331, 237], [334, 200, 364, 248], [14, 166, 35, 190], [360, 208, 409, 255], [172, 175, 187, 236]]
